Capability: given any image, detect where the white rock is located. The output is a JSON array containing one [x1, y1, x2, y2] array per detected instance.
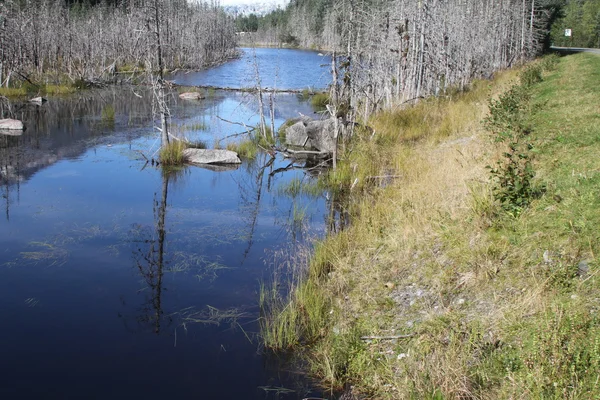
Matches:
[[543, 250, 551, 264], [183, 148, 241, 165], [29, 97, 47, 105], [178, 92, 204, 100], [0, 119, 24, 130]]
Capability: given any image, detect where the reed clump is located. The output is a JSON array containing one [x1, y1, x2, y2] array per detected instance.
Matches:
[[159, 141, 187, 166], [226, 126, 276, 160], [310, 92, 330, 110]]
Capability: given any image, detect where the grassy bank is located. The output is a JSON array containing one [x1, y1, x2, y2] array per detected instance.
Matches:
[[261, 53, 600, 398]]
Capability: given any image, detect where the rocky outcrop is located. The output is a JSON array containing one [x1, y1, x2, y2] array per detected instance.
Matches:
[[182, 148, 241, 165], [0, 119, 24, 130], [178, 92, 204, 100]]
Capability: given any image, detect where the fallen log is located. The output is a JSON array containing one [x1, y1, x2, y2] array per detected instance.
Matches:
[[172, 83, 314, 95], [279, 148, 330, 159]]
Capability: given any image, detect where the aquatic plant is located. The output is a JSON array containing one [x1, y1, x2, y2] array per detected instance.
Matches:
[[310, 92, 329, 111], [159, 141, 187, 165]]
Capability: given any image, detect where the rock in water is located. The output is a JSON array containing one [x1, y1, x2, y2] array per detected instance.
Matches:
[[182, 148, 241, 165], [29, 97, 47, 105], [305, 119, 336, 153], [178, 92, 204, 100], [283, 117, 337, 153], [284, 120, 310, 147], [0, 119, 24, 130]]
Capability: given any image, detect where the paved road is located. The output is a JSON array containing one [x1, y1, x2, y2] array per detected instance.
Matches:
[[550, 46, 600, 55]]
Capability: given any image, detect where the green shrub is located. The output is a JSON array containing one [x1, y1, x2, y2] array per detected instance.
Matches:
[[487, 140, 537, 215], [541, 54, 560, 72], [485, 70, 546, 216], [520, 64, 543, 87]]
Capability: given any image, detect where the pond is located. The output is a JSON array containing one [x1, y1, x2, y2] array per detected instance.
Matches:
[[170, 47, 333, 90], [0, 48, 332, 399]]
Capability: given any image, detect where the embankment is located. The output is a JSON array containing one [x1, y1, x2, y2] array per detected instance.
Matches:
[[262, 53, 600, 398]]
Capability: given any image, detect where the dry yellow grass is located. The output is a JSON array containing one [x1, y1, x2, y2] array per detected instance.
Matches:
[[263, 55, 600, 398]]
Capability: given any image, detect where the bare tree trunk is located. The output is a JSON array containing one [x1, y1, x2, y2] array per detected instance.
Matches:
[[329, 51, 339, 170], [269, 91, 275, 140], [252, 49, 267, 138], [153, 0, 169, 148]]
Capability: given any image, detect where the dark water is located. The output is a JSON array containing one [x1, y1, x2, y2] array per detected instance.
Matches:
[[170, 47, 332, 90], [0, 49, 329, 399]]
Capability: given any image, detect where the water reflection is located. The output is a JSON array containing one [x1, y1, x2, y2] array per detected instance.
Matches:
[[0, 66, 329, 398], [236, 153, 276, 263], [169, 48, 332, 90], [132, 168, 176, 334], [0, 88, 155, 185]]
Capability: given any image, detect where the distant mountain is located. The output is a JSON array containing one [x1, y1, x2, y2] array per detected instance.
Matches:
[[222, 0, 289, 16]]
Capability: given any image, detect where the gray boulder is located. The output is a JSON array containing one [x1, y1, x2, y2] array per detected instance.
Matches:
[[179, 92, 204, 100], [283, 117, 337, 153], [284, 119, 310, 147], [0, 119, 24, 130], [305, 119, 336, 153], [183, 148, 241, 165]]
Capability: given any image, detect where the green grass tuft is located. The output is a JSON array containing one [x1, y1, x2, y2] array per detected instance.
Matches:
[[159, 141, 187, 166], [310, 92, 329, 110]]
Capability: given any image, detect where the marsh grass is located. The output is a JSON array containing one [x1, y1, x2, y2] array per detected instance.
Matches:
[[159, 140, 187, 165], [277, 176, 323, 198], [277, 118, 299, 141], [261, 54, 600, 398], [44, 84, 76, 95], [310, 92, 330, 111], [299, 88, 315, 101], [186, 140, 207, 149], [0, 83, 76, 98], [0, 87, 28, 97], [226, 126, 276, 159], [11, 241, 70, 267], [101, 104, 116, 129], [180, 121, 208, 132], [227, 139, 258, 159]]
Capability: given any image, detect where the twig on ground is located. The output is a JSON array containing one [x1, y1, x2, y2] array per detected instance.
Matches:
[[360, 334, 414, 341]]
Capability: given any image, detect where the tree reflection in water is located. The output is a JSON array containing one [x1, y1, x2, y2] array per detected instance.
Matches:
[[234, 152, 275, 265], [131, 167, 182, 334]]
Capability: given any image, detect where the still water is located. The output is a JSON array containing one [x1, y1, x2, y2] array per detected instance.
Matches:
[[0, 49, 330, 399], [170, 47, 332, 90]]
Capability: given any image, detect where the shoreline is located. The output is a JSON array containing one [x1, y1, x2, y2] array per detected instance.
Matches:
[[261, 53, 600, 398]]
